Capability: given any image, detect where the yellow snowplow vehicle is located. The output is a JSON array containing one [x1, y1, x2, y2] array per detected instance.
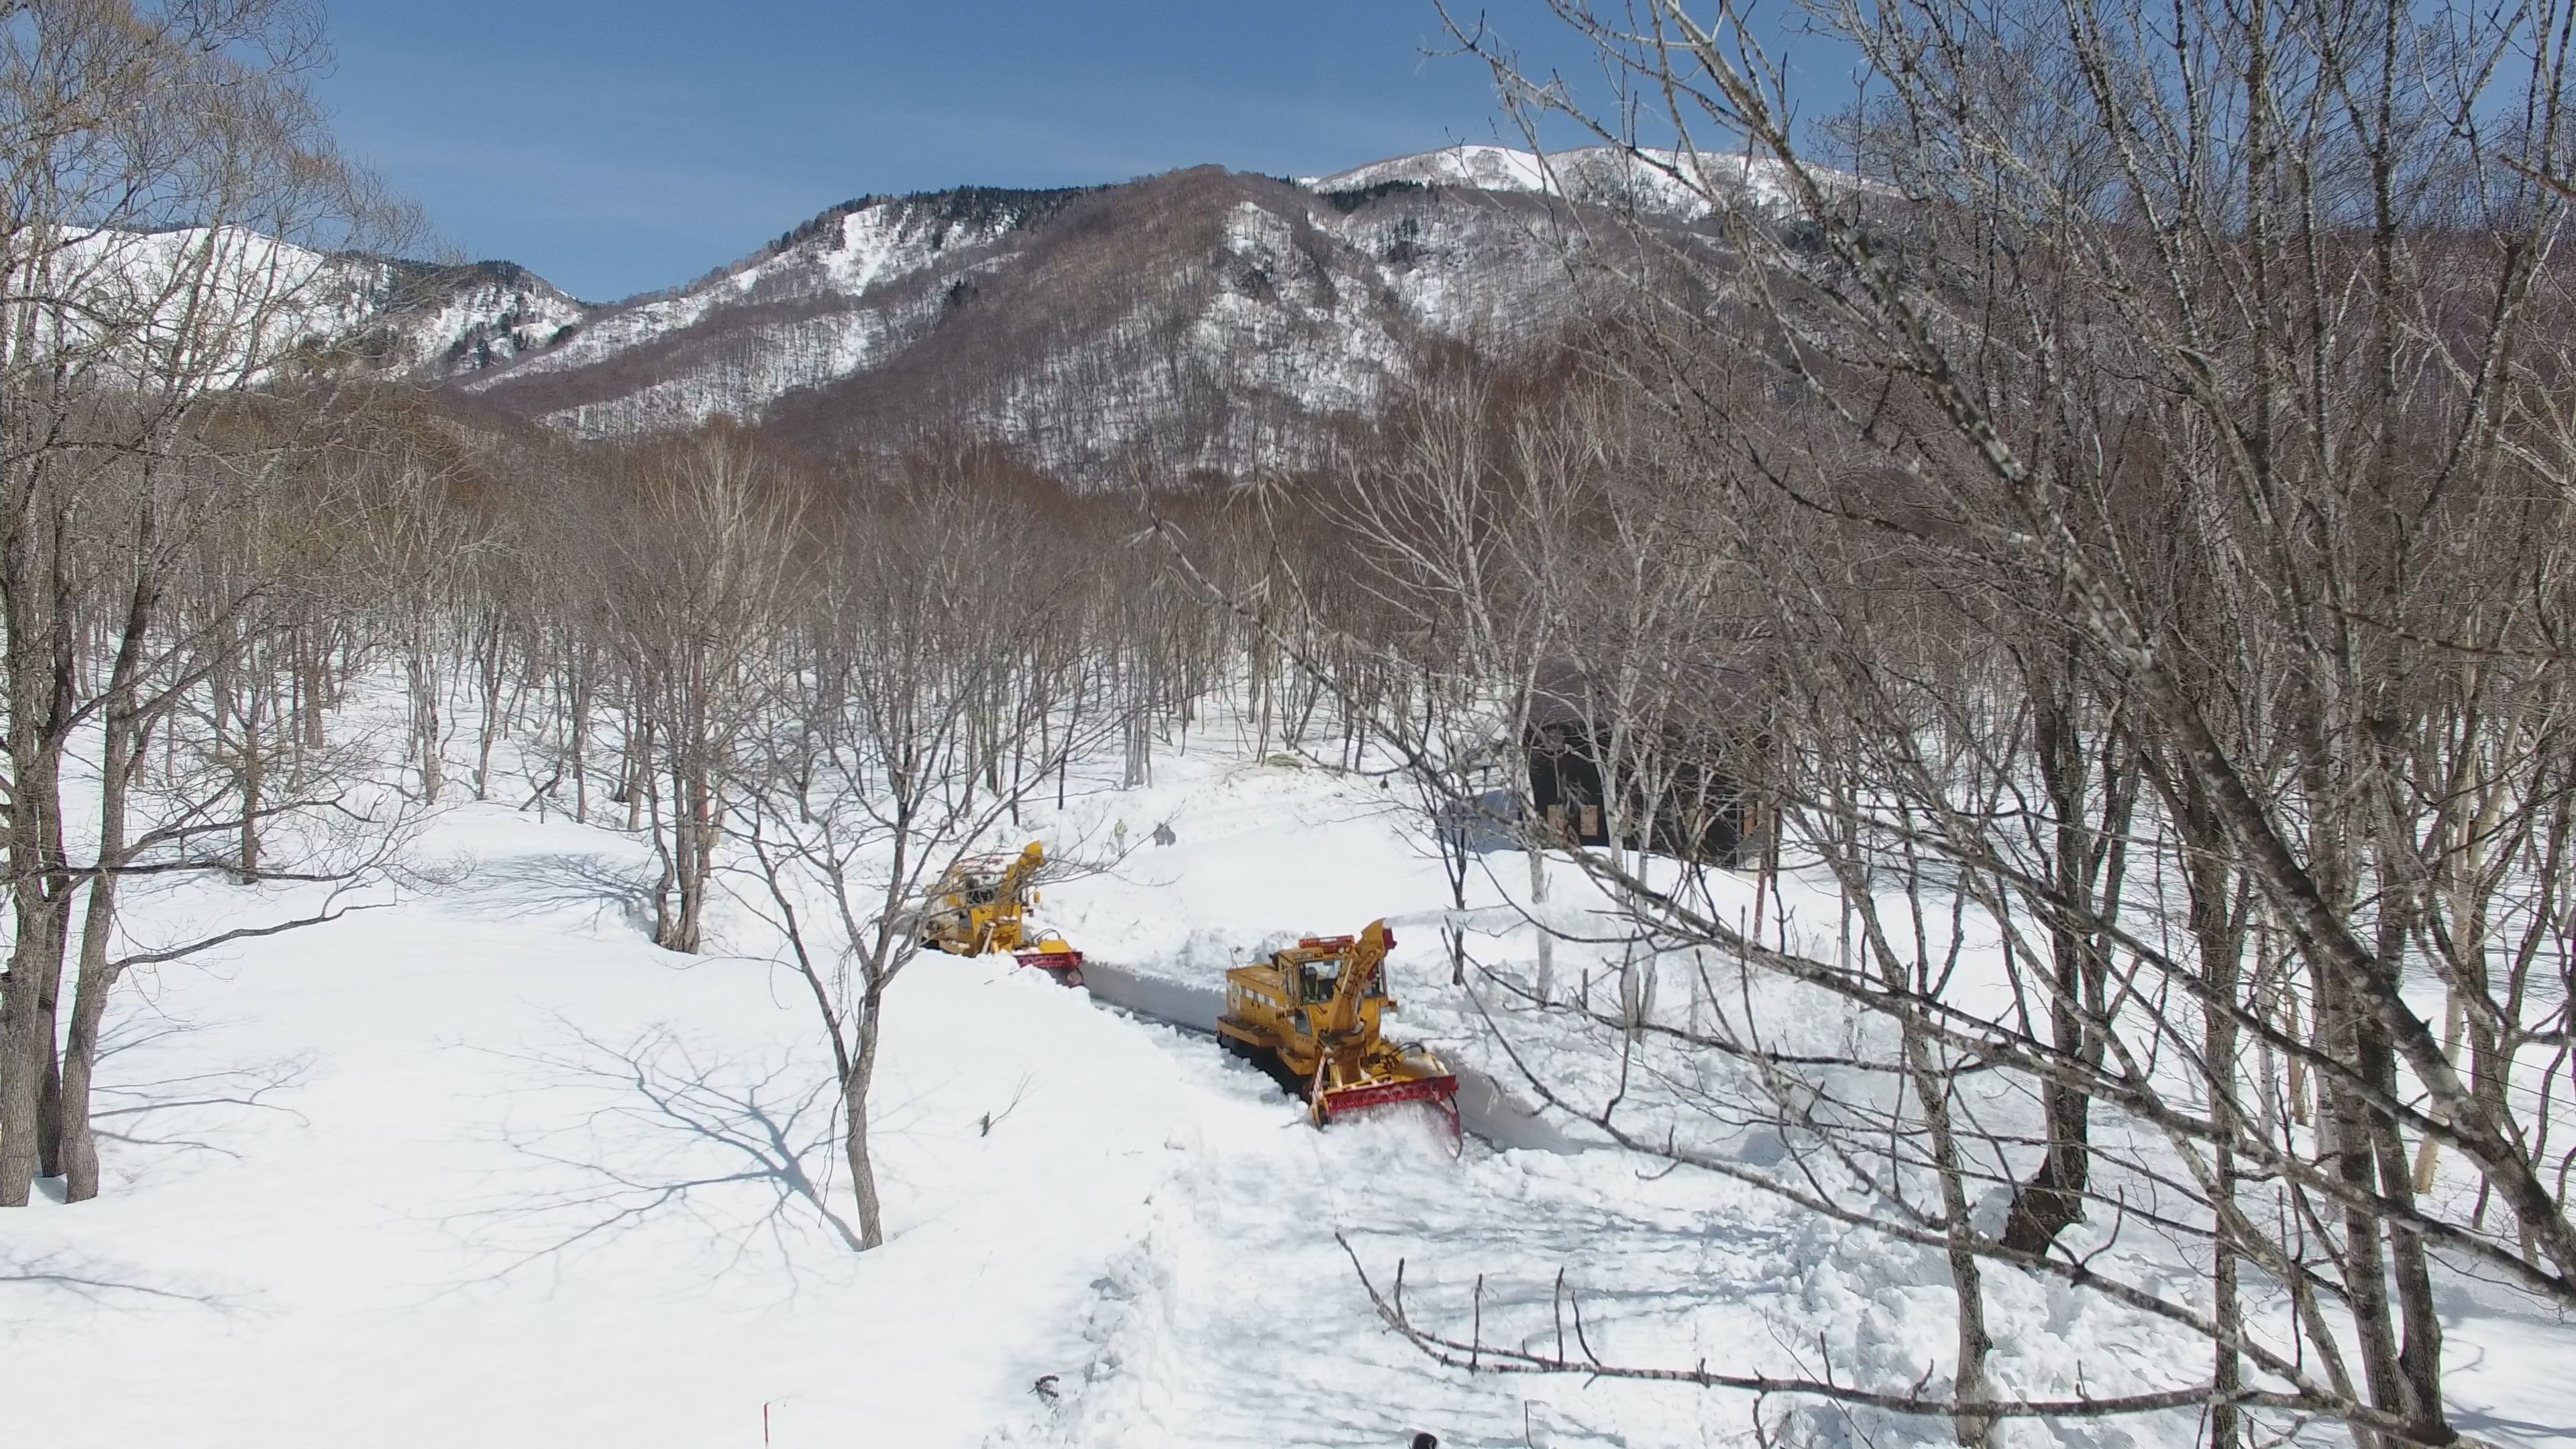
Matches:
[[1216, 920, 1459, 1142], [919, 841, 1086, 985]]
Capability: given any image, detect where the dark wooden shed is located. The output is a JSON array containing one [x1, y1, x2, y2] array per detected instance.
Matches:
[[1523, 662, 1761, 869]]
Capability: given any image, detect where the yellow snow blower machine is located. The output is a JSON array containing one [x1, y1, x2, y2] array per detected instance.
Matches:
[[1215, 920, 1460, 1146], [918, 841, 1087, 986]]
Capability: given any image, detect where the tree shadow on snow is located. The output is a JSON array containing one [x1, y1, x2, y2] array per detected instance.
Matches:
[[0, 1244, 243, 1331], [447, 851, 658, 935], [87, 1013, 314, 1190], [2448, 1404, 2576, 1448], [439, 1018, 863, 1294]]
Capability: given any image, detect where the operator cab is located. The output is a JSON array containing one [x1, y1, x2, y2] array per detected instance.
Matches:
[[1280, 957, 1388, 1005], [1295, 959, 1340, 1004]]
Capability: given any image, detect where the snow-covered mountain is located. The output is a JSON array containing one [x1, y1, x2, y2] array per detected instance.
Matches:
[[9, 225, 586, 390], [38, 147, 1773, 477], [186, 146, 1748, 479], [1302, 142, 1803, 219], [417, 152, 1726, 481], [359, 259, 590, 378]]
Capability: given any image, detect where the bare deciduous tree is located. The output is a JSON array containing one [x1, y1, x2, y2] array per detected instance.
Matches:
[[724, 463, 1120, 1248], [1, 0, 414, 1207]]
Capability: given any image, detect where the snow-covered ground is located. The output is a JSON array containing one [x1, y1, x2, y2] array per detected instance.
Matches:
[[12, 731, 2574, 1448]]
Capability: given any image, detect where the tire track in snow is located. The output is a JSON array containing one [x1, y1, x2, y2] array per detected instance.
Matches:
[[990, 980, 1784, 1449]]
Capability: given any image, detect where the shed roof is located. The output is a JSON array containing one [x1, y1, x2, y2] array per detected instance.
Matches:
[[1524, 657, 1763, 731]]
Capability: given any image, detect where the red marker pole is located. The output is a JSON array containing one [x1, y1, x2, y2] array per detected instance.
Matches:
[[763, 1403, 771, 1446]]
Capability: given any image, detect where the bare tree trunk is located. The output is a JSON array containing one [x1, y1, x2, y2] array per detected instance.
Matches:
[[2000, 682, 2131, 1254], [472, 604, 510, 801], [1, 515, 74, 1204], [0, 741, 71, 1206], [843, 991, 887, 1250], [239, 659, 266, 881], [1530, 843, 1552, 1005], [625, 706, 651, 833], [569, 644, 593, 823], [301, 626, 329, 750], [408, 630, 443, 805], [60, 711, 142, 1203], [1903, 1020, 1994, 1449]]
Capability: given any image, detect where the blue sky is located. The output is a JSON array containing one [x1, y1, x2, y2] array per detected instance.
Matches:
[[311, 3, 1849, 302]]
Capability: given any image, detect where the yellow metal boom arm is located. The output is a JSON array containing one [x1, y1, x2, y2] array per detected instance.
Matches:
[[996, 841, 1046, 912], [1317, 919, 1392, 1044]]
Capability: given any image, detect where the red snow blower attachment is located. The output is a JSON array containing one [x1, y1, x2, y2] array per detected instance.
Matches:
[[1012, 943, 1086, 988]]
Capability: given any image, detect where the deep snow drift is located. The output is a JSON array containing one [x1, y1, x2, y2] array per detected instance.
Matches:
[[11, 737, 2571, 1448]]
